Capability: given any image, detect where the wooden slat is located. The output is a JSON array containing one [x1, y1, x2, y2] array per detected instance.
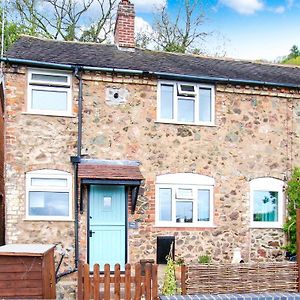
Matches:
[[0, 256, 42, 265], [152, 264, 158, 300], [114, 264, 121, 300], [181, 265, 187, 295], [124, 264, 131, 300], [0, 287, 43, 297], [83, 263, 90, 300], [93, 264, 100, 300], [104, 264, 110, 300], [77, 261, 84, 300], [134, 264, 141, 300], [145, 263, 151, 300], [0, 271, 42, 281], [0, 263, 41, 273], [0, 280, 42, 289]]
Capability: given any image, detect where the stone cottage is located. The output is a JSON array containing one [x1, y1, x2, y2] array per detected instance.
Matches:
[[1, 0, 300, 295]]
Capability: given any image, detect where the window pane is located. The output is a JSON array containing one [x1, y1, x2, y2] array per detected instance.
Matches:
[[178, 98, 194, 122], [32, 73, 68, 83], [253, 191, 278, 222], [178, 84, 195, 94], [176, 188, 193, 199], [199, 88, 212, 122], [198, 189, 210, 221], [31, 89, 68, 111], [176, 201, 193, 223], [160, 85, 174, 119], [29, 191, 69, 216], [31, 178, 67, 187], [159, 188, 172, 221]]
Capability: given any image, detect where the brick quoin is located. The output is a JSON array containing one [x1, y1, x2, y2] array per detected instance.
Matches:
[[0, 83, 4, 246]]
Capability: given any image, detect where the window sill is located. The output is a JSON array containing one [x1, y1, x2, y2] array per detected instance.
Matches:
[[22, 112, 75, 118], [154, 223, 216, 228], [24, 218, 74, 222], [250, 223, 283, 229], [155, 120, 217, 127]]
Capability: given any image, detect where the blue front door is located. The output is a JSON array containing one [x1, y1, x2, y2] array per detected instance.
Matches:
[[89, 185, 126, 269]]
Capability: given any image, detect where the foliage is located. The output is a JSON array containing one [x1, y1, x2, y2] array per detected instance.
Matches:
[[3, 0, 117, 43], [162, 254, 181, 296], [283, 168, 300, 255], [0, 14, 30, 51], [174, 256, 185, 266], [282, 45, 300, 64], [198, 255, 211, 264], [283, 56, 300, 66], [137, 0, 208, 54]]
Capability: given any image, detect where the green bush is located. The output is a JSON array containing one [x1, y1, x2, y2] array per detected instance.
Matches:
[[283, 168, 300, 255], [198, 255, 211, 264], [162, 254, 180, 296]]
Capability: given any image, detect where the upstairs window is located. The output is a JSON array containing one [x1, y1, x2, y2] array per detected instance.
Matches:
[[26, 169, 72, 220], [250, 177, 284, 228], [27, 69, 72, 116], [156, 173, 215, 227], [158, 81, 215, 125]]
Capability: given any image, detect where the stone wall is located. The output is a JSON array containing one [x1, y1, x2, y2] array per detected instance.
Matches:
[[3, 67, 300, 297], [4, 67, 78, 270]]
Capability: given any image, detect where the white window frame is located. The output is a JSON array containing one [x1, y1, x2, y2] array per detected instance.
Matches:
[[157, 81, 215, 126], [155, 173, 215, 227], [250, 177, 284, 228], [25, 169, 73, 221], [27, 69, 72, 116]]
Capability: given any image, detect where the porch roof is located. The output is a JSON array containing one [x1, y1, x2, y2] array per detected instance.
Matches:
[[78, 163, 144, 181]]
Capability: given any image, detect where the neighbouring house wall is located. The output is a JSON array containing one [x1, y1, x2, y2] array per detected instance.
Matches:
[[0, 82, 5, 245], [4, 67, 78, 270], [3, 66, 300, 278]]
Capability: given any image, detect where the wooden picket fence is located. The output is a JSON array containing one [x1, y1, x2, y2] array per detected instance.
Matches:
[[77, 261, 159, 300]]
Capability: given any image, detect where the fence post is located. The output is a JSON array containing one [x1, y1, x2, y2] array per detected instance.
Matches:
[[152, 264, 158, 300], [83, 263, 90, 300], [297, 209, 300, 292], [181, 265, 187, 295], [77, 261, 84, 300], [145, 263, 151, 300]]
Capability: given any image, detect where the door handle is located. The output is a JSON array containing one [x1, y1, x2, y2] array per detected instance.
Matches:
[[89, 230, 95, 237]]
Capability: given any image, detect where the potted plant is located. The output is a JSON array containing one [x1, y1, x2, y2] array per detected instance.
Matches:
[[174, 256, 185, 281]]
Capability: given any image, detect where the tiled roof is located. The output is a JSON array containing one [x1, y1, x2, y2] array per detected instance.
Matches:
[[5, 36, 300, 87], [78, 164, 144, 181]]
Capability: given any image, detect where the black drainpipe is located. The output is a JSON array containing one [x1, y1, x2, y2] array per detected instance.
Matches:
[[57, 66, 83, 280], [73, 66, 83, 268]]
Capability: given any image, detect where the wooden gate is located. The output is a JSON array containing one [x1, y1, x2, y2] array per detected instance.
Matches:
[[77, 261, 158, 300]]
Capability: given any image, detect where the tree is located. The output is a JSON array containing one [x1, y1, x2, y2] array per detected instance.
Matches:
[[0, 8, 30, 52], [282, 45, 300, 65], [289, 45, 300, 59], [283, 168, 300, 255], [142, 0, 208, 54], [12, 0, 117, 42]]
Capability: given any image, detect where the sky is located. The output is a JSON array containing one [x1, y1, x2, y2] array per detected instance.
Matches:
[[132, 0, 300, 61]]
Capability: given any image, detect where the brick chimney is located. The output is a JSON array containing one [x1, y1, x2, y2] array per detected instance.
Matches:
[[114, 0, 135, 49]]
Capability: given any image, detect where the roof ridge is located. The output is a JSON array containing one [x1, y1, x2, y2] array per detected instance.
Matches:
[[138, 47, 300, 70], [19, 35, 300, 70], [19, 34, 115, 48]]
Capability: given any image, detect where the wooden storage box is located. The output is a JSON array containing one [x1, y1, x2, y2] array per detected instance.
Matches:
[[0, 244, 56, 299]]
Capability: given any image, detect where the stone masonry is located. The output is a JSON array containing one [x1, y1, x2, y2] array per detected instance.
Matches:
[[4, 66, 300, 297]]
